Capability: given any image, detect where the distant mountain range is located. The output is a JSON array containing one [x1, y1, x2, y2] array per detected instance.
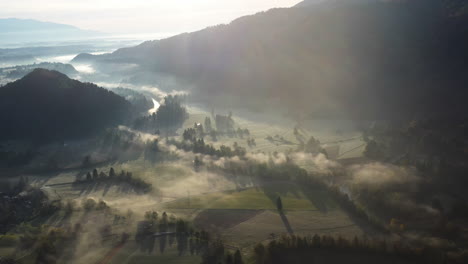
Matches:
[[0, 18, 81, 33], [0, 69, 130, 142], [0, 18, 104, 45], [0, 62, 79, 80], [75, 0, 468, 119]]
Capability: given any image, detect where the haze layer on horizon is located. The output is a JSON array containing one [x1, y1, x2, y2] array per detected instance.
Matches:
[[0, 0, 302, 35]]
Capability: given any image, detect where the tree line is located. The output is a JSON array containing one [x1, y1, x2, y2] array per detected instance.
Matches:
[[75, 168, 152, 193], [251, 234, 461, 264], [168, 137, 247, 158], [135, 211, 244, 264]]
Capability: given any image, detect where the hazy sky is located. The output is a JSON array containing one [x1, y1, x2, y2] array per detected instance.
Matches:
[[0, 0, 302, 34]]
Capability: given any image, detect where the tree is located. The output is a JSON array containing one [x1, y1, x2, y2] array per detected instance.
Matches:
[[237, 128, 244, 139], [234, 249, 243, 264], [194, 156, 203, 171], [176, 219, 188, 255], [145, 211, 158, 221], [97, 200, 109, 211], [276, 196, 283, 212], [305, 136, 321, 153], [64, 200, 76, 216], [159, 212, 168, 254], [155, 95, 188, 130], [226, 253, 234, 264], [210, 130, 218, 141], [364, 140, 382, 159], [205, 117, 212, 132], [183, 128, 197, 142], [82, 155, 91, 167], [83, 198, 96, 211], [253, 243, 265, 264], [195, 123, 205, 138]]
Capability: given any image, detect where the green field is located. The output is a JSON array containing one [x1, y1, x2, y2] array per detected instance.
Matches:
[[222, 210, 364, 249], [164, 183, 336, 211], [181, 106, 365, 159], [0, 247, 15, 258]]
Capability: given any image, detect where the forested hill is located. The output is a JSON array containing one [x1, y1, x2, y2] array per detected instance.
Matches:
[[0, 69, 131, 142], [75, 0, 468, 119]]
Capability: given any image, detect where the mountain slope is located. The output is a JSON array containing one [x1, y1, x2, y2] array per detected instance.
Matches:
[[76, 0, 468, 119], [0, 69, 130, 141]]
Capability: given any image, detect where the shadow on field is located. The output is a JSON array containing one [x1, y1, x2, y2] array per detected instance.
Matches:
[[259, 181, 329, 213], [72, 181, 142, 196], [260, 181, 300, 203], [193, 209, 263, 231], [279, 211, 294, 234], [300, 186, 329, 213]]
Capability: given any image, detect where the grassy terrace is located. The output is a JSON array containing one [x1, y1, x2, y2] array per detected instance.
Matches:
[[164, 183, 337, 211]]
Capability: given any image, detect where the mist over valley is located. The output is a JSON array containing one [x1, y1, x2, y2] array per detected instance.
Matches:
[[1, 1, 468, 264]]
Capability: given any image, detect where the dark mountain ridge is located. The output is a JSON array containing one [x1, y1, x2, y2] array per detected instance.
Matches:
[[0, 69, 130, 142], [74, 0, 468, 119]]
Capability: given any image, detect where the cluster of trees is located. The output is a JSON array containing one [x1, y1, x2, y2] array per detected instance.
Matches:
[[326, 185, 386, 232], [361, 119, 468, 239], [252, 234, 458, 264], [362, 119, 468, 173], [247, 138, 257, 148], [201, 240, 243, 264], [184, 117, 251, 143], [1, 185, 136, 263], [135, 211, 244, 263], [168, 137, 247, 158], [0, 178, 59, 234], [76, 168, 152, 193], [295, 135, 328, 156], [16, 224, 81, 264], [137, 211, 177, 254], [100, 128, 139, 153], [144, 139, 179, 163], [136, 211, 196, 255], [133, 95, 188, 133], [210, 156, 307, 184], [80, 198, 110, 212]]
